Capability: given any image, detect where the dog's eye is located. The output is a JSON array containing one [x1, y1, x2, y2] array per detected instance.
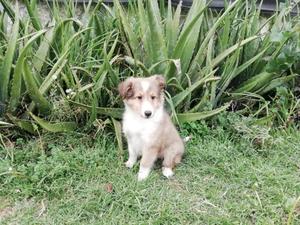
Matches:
[[151, 96, 156, 100], [137, 96, 142, 100]]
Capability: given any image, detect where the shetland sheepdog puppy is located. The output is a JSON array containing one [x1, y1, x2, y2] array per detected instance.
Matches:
[[118, 75, 185, 181]]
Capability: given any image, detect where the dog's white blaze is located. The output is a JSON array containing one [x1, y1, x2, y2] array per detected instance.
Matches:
[[141, 80, 150, 92], [140, 81, 154, 117]]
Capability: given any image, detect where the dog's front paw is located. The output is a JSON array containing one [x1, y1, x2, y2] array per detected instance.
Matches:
[[162, 167, 174, 178], [137, 172, 148, 181], [137, 167, 150, 181], [125, 160, 135, 169]]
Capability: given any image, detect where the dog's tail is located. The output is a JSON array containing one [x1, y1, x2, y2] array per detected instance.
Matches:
[[182, 135, 192, 143]]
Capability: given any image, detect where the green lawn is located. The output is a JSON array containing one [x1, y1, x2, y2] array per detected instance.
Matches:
[[1, 122, 300, 224]]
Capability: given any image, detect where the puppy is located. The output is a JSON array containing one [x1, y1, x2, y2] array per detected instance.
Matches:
[[118, 75, 184, 181]]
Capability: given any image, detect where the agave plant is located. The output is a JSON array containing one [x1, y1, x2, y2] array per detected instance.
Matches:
[[0, 0, 299, 135], [0, 0, 122, 133], [113, 0, 300, 120]]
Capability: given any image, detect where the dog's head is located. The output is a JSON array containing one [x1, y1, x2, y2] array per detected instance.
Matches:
[[118, 75, 165, 119]]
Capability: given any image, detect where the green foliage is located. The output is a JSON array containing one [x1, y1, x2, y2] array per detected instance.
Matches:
[[269, 87, 300, 127], [0, 0, 122, 133], [29, 112, 77, 133], [114, 0, 299, 118], [0, 0, 299, 134], [0, 5, 19, 105]]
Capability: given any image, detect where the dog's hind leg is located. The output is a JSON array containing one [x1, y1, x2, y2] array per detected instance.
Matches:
[[162, 145, 183, 178], [162, 154, 175, 178]]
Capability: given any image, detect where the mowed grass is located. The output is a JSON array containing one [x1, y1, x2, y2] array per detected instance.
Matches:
[[0, 122, 300, 224]]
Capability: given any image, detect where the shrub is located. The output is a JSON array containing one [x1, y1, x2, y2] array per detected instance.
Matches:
[[0, 0, 299, 134]]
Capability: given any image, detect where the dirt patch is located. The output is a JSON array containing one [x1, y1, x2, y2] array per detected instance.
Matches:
[[0, 199, 16, 221]]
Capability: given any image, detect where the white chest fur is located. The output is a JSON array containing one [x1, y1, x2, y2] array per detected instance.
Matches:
[[122, 106, 163, 152]]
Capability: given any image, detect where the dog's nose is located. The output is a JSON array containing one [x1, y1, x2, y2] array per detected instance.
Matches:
[[144, 111, 152, 118]]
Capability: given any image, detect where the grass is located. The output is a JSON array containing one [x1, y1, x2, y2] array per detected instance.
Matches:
[[1, 118, 300, 224]]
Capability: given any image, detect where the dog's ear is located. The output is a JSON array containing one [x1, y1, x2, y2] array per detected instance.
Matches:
[[118, 78, 134, 99], [154, 75, 165, 91]]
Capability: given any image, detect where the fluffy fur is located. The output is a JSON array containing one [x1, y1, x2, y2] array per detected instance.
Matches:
[[118, 75, 184, 181]]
